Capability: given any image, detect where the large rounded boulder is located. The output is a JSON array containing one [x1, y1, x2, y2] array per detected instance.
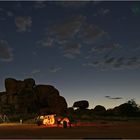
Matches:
[[73, 100, 89, 109], [34, 85, 67, 115], [48, 96, 67, 115], [93, 105, 106, 115], [93, 105, 106, 112], [24, 78, 35, 89], [34, 85, 59, 102], [5, 78, 17, 94]]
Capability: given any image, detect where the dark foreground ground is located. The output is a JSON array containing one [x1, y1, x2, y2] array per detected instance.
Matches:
[[0, 121, 140, 139]]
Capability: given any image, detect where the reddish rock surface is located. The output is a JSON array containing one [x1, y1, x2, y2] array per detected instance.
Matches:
[[0, 78, 67, 116]]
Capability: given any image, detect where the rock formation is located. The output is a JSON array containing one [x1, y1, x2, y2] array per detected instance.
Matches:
[[5, 78, 17, 95], [93, 105, 106, 115], [73, 100, 89, 109], [0, 78, 67, 117]]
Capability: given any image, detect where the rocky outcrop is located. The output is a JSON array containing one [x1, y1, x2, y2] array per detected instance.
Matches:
[[34, 85, 67, 114], [5, 78, 17, 95], [0, 78, 67, 116], [5, 78, 35, 95], [93, 105, 106, 115], [24, 78, 35, 89], [73, 100, 89, 109], [93, 105, 106, 112]]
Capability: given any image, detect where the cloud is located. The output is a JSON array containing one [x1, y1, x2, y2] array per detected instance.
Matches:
[[113, 57, 124, 68], [117, 16, 127, 22], [63, 54, 75, 59], [123, 56, 140, 69], [51, 15, 85, 40], [105, 96, 110, 98], [0, 8, 14, 20], [105, 96, 123, 100], [82, 43, 134, 70], [37, 15, 106, 61], [31, 69, 41, 75], [131, 5, 140, 15], [7, 11, 14, 17], [92, 43, 121, 53], [15, 16, 32, 32], [100, 9, 110, 15], [35, 15, 85, 60], [80, 24, 105, 42], [62, 42, 81, 59], [103, 56, 140, 70], [34, 1, 46, 9], [22, 69, 42, 77], [104, 56, 124, 68], [0, 40, 13, 62], [63, 42, 81, 54], [84, 56, 91, 59], [126, 57, 138, 66], [93, 8, 110, 17], [48, 66, 62, 73], [104, 57, 116, 65], [14, 1, 22, 9], [37, 37, 54, 48], [82, 61, 100, 67], [56, 1, 89, 9]]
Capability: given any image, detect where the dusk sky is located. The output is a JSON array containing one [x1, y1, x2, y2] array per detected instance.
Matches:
[[0, 1, 140, 109]]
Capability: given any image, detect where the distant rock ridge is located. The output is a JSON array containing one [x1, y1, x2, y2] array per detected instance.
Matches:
[[0, 78, 67, 116]]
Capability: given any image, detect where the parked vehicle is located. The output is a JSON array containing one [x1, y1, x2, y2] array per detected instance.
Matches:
[[36, 114, 56, 126], [36, 114, 71, 127]]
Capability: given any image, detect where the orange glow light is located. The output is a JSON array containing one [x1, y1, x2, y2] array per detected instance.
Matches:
[[43, 115, 55, 125]]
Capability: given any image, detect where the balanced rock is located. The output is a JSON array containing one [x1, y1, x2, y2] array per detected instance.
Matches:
[[73, 100, 89, 109]]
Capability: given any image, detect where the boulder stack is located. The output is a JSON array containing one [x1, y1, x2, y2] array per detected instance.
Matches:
[[0, 78, 67, 116]]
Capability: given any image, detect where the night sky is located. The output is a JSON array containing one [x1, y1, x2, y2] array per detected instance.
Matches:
[[0, 1, 140, 109]]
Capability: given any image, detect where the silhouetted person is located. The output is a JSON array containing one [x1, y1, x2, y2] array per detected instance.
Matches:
[[63, 121, 67, 128]]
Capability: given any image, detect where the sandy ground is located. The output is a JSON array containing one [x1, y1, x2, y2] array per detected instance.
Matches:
[[0, 121, 140, 139]]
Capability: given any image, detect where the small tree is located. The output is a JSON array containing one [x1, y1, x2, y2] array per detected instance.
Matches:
[[116, 99, 139, 117]]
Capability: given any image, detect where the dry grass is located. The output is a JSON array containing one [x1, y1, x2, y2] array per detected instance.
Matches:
[[0, 121, 140, 139]]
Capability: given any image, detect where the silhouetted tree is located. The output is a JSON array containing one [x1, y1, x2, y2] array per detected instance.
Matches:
[[127, 99, 138, 108], [114, 99, 140, 117]]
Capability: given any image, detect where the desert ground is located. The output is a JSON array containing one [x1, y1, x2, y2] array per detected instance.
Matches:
[[0, 121, 140, 139]]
